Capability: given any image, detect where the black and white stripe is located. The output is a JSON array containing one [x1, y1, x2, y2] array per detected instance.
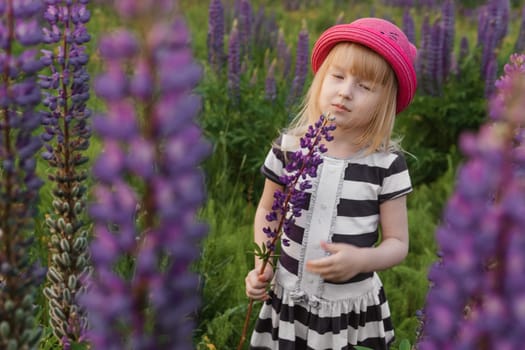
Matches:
[[250, 280, 395, 350]]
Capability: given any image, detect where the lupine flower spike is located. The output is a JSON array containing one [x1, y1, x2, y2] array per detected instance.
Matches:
[[207, 0, 225, 73], [265, 58, 277, 101], [287, 20, 309, 107], [237, 113, 336, 350], [417, 54, 525, 349], [81, 2, 210, 349], [228, 19, 241, 104], [276, 28, 291, 79], [39, 1, 93, 346], [0, 1, 46, 349]]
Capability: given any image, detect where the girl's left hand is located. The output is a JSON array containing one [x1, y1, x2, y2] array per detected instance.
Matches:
[[305, 241, 366, 283]]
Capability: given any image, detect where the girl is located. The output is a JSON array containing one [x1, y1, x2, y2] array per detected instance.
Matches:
[[245, 17, 417, 350]]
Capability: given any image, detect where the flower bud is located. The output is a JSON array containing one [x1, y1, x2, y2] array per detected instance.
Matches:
[[0, 321, 10, 339]]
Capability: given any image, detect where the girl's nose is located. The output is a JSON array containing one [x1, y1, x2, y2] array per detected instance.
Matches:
[[339, 83, 353, 100]]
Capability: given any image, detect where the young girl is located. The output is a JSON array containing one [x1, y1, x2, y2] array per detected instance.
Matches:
[[245, 18, 417, 349]]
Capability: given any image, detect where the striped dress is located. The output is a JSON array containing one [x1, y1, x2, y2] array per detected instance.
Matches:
[[250, 135, 412, 350]]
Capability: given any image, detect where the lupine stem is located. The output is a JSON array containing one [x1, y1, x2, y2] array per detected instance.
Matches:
[[1, 0, 14, 242]]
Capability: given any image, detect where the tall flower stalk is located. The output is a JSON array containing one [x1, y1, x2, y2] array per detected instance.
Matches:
[[81, 2, 210, 349], [416, 0, 455, 97], [227, 19, 241, 104], [264, 59, 277, 101], [402, 9, 415, 44], [237, 113, 335, 350], [287, 20, 309, 107], [0, 1, 46, 349], [478, 0, 509, 91], [276, 28, 291, 79], [207, 0, 224, 73], [39, 0, 92, 346], [417, 54, 525, 349]]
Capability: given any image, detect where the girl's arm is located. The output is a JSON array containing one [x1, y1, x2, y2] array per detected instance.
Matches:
[[305, 195, 409, 282], [245, 179, 283, 300], [363, 195, 409, 270]]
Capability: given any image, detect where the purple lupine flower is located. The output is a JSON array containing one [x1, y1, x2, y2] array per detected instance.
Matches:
[[417, 15, 431, 94], [39, 1, 92, 346], [250, 4, 279, 52], [109, 0, 174, 19], [233, 0, 242, 20], [252, 5, 267, 48], [484, 54, 498, 97], [227, 19, 241, 103], [252, 5, 263, 38], [480, 9, 496, 78], [0, 1, 46, 349], [417, 54, 525, 350], [417, 8, 453, 98], [459, 36, 469, 64], [207, 0, 225, 72], [434, 19, 445, 94], [476, 4, 488, 48], [276, 28, 292, 79], [265, 59, 277, 101], [420, 0, 436, 8], [454, 35, 470, 78], [287, 21, 309, 106], [441, 0, 455, 79], [514, 6, 525, 54], [239, 0, 253, 58], [265, 10, 279, 48], [284, 0, 300, 11], [493, 0, 510, 46], [449, 52, 458, 77], [402, 9, 415, 45], [489, 54, 525, 121], [479, 0, 509, 81], [238, 113, 336, 349], [81, 7, 210, 350], [426, 19, 443, 96]]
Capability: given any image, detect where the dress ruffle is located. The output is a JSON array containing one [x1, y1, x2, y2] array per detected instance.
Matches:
[[250, 276, 395, 350]]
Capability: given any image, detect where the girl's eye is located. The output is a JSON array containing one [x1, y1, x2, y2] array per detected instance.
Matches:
[[359, 83, 371, 91], [332, 74, 344, 79]]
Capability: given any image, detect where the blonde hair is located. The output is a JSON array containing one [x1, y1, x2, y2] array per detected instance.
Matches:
[[285, 42, 399, 154]]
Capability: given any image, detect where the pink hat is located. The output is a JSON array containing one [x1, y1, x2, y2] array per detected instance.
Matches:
[[311, 17, 417, 114]]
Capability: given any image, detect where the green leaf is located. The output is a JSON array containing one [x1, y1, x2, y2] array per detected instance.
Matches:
[[252, 242, 263, 256], [399, 339, 411, 350]]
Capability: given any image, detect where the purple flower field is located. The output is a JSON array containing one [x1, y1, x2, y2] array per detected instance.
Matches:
[[0, 0, 525, 349]]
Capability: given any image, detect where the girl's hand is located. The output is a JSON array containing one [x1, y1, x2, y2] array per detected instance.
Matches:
[[245, 266, 274, 301], [305, 241, 366, 283]]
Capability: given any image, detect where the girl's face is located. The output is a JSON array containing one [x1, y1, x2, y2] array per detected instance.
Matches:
[[318, 63, 383, 133]]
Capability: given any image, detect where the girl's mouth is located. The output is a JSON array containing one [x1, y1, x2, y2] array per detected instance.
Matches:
[[333, 103, 350, 112]]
